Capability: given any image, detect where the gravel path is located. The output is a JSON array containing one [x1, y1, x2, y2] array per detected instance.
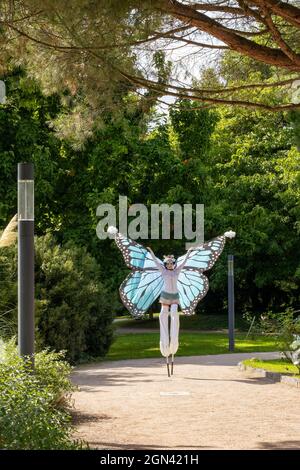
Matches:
[[71, 352, 300, 450]]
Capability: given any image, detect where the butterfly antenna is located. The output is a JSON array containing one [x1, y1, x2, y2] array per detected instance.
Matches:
[[171, 354, 174, 375], [166, 355, 171, 377]]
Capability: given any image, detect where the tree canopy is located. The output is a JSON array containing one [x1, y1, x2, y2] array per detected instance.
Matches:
[[1, 70, 299, 316], [0, 0, 299, 126]]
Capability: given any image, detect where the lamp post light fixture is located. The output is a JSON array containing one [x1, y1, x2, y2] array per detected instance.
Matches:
[[225, 230, 236, 352], [18, 162, 35, 367]]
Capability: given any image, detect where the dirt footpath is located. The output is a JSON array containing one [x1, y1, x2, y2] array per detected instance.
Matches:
[[71, 352, 300, 450]]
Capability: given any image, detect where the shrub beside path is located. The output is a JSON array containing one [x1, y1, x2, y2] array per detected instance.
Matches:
[[71, 352, 300, 450]]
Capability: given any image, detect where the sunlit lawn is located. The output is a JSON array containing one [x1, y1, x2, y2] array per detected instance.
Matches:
[[106, 332, 279, 361], [243, 358, 300, 377]]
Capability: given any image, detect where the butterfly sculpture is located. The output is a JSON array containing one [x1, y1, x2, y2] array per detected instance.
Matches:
[[108, 226, 235, 376]]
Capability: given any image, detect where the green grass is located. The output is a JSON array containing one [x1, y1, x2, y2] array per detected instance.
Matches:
[[114, 313, 248, 331], [243, 358, 300, 377], [106, 332, 279, 361]]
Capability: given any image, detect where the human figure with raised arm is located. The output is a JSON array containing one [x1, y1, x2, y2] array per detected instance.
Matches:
[[147, 247, 192, 376], [107, 226, 235, 376]]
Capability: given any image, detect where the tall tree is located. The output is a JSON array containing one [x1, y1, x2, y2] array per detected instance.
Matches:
[[205, 105, 300, 313]]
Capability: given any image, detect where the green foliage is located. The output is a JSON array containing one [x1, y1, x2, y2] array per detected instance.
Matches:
[[0, 234, 114, 363], [205, 105, 300, 313], [0, 1, 164, 140], [247, 309, 300, 374], [35, 234, 114, 363], [45, 101, 217, 314], [0, 244, 17, 339], [170, 100, 217, 159], [0, 67, 299, 323], [0, 70, 62, 230], [34, 349, 75, 407], [243, 358, 300, 377], [0, 0, 297, 126], [0, 339, 85, 449]]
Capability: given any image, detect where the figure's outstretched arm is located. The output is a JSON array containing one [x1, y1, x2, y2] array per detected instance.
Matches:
[[176, 247, 193, 272], [147, 246, 164, 272]]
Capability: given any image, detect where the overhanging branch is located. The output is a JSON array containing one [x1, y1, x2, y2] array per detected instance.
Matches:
[[119, 69, 300, 112], [157, 0, 300, 71]]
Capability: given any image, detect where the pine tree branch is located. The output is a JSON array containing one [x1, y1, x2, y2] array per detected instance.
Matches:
[[246, 0, 300, 27], [157, 0, 300, 71], [119, 70, 300, 111], [262, 7, 300, 67]]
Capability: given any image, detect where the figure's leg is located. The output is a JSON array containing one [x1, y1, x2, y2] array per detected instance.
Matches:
[[159, 304, 171, 376], [159, 304, 170, 357], [166, 354, 171, 378], [170, 303, 180, 375]]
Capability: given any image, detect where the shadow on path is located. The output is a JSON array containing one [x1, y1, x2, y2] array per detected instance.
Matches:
[[72, 369, 275, 390], [258, 440, 300, 450], [88, 441, 213, 450]]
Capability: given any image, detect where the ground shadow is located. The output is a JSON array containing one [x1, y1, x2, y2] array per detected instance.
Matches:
[[88, 441, 213, 450], [258, 440, 300, 450], [71, 410, 114, 425], [72, 370, 167, 390], [75, 351, 279, 371], [72, 368, 276, 390], [183, 376, 275, 385]]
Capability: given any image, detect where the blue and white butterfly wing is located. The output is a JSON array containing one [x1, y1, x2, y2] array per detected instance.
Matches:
[[177, 270, 209, 316], [177, 235, 225, 272], [120, 270, 164, 317], [115, 232, 163, 270], [114, 232, 164, 316], [177, 235, 226, 315]]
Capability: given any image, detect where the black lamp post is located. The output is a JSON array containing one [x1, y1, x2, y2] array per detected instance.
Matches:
[[18, 162, 35, 367], [228, 254, 235, 352], [225, 230, 236, 352]]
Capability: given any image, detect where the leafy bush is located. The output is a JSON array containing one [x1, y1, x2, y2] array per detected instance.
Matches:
[[0, 339, 85, 449], [35, 234, 114, 362], [0, 233, 114, 363], [34, 349, 75, 407], [248, 309, 300, 374], [0, 244, 17, 339]]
